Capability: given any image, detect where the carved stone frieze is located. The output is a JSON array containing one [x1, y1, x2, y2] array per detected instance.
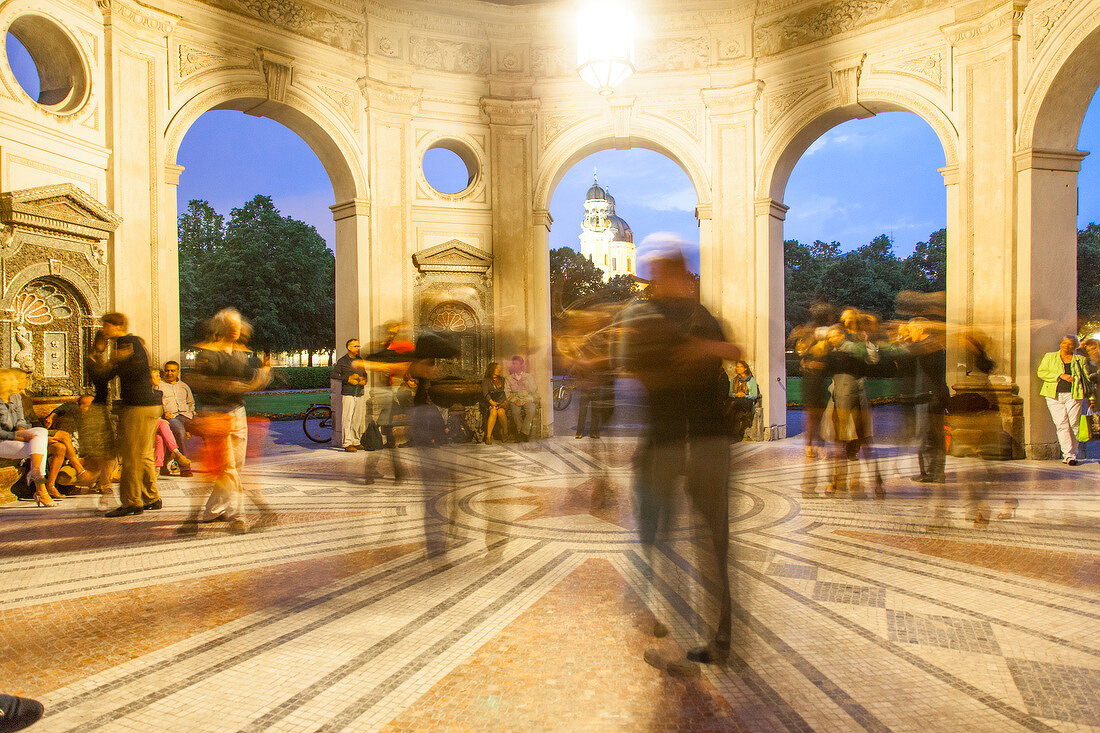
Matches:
[[540, 112, 576, 143], [754, 0, 943, 56], [716, 36, 746, 61], [97, 0, 180, 36], [637, 37, 708, 73], [195, 0, 365, 55], [1029, 0, 1073, 55], [494, 45, 528, 75], [409, 36, 489, 75], [1, 185, 121, 245], [765, 85, 824, 130], [942, 3, 1026, 48], [652, 106, 701, 139], [882, 51, 944, 87], [316, 83, 358, 128], [531, 47, 572, 79], [375, 34, 402, 59]]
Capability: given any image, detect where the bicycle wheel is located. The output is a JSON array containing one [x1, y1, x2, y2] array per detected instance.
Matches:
[[553, 383, 573, 411], [303, 405, 333, 443]]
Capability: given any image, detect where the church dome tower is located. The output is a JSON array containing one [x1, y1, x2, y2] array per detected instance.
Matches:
[[578, 172, 636, 281]]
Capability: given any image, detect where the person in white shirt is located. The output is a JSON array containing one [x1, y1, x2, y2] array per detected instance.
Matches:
[[160, 360, 196, 457], [505, 355, 539, 441]]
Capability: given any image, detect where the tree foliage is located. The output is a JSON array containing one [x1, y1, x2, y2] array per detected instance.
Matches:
[[1079, 223, 1100, 332], [784, 229, 946, 333], [549, 246, 640, 313], [178, 196, 335, 353]]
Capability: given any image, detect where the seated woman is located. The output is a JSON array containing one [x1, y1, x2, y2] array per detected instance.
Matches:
[[481, 362, 510, 445], [728, 360, 759, 439], [150, 368, 192, 476], [16, 371, 92, 496], [0, 369, 53, 506]]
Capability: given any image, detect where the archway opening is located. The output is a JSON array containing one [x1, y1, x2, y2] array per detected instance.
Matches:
[[1076, 90, 1100, 339], [175, 109, 337, 370], [545, 146, 700, 437], [779, 111, 948, 442]]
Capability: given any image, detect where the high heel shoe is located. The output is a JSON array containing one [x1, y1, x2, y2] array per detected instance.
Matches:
[[997, 498, 1019, 520], [34, 487, 57, 507], [45, 485, 64, 501]]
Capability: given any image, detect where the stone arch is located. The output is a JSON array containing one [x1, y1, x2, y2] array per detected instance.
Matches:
[[1018, 1, 1100, 151], [759, 85, 958, 202], [163, 80, 366, 202], [533, 116, 710, 212]]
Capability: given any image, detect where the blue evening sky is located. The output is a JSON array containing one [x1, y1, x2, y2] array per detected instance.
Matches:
[[7, 31, 1100, 271]]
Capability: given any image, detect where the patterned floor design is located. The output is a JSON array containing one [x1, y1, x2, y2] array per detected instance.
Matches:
[[1, 435, 1097, 732]]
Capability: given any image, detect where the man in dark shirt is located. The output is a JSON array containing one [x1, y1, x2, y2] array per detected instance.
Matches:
[[100, 312, 163, 517], [909, 318, 948, 484], [619, 250, 741, 669], [331, 338, 367, 451]]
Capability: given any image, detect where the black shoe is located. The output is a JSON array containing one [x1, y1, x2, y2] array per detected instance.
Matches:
[[1067, 458, 1079, 466], [911, 475, 930, 483], [104, 505, 143, 517], [143, 499, 163, 510], [686, 643, 730, 665], [0, 693, 44, 731]]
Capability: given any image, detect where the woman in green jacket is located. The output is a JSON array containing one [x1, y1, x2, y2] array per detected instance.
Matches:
[[1036, 335, 1090, 465]]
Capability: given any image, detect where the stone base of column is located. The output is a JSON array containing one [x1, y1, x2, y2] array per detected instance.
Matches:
[[949, 377, 1024, 460], [1024, 443, 1062, 460]]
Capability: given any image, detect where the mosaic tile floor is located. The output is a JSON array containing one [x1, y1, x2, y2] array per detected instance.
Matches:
[[2, 436, 1097, 732]]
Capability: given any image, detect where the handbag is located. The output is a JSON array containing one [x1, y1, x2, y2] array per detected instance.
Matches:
[[361, 420, 384, 451], [1078, 410, 1100, 443]]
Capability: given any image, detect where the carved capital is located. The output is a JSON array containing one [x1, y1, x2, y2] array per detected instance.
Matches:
[[755, 198, 789, 221], [258, 49, 294, 104], [480, 97, 540, 127], [938, 164, 960, 186], [702, 81, 763, 117], [97, 0, 179, 37], [359, 78, 422, 115], [829, 53, 866, 107], [1014, 148, 1089, 173], [164, 163, 185, 186], [532, 209, 553, 231], [942, 1, 1027, 52], [330, 199, 371, 221]]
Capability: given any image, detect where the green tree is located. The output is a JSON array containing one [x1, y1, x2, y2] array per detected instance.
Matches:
[[177, 200, 224, 344], [1079, 223, 1100, 332], [903, 227, 947, 291], [549, 246, 607, 313], [177, 195, 335, 355]]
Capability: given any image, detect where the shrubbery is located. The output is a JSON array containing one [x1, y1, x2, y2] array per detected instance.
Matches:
[[267, 366, 331, 391]]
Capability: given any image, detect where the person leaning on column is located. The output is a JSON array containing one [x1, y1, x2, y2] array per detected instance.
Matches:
[[99, 312, 163, 517], [332, 338, 368, 451], [1036, 335, 1091, 465]]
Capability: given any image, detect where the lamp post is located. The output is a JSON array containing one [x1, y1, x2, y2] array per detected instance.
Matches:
[[576, 0, 635, 96]]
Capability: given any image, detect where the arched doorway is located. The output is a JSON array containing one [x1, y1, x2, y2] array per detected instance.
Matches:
[[780, 112, 948, 438], [162, 85, 367, 362], [1017, 16, 1100, 456], [535, 133, 711, 435]]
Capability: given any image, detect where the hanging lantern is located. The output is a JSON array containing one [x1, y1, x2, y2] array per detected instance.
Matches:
[[576, 0, 635, 97]]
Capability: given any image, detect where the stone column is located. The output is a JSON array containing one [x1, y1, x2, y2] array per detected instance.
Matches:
[[531, 209, 554, 437], [98, 0, 178, 360], [329, 198, 371, 448], [944, 2, 1030, 455], [1015, 148, 1088, 457], [754, 198, 789, 439], [481, 98, 541, 363], [161, 162, 185, 361], [360, 80, 421, 335], [703, 83, 784, 438]]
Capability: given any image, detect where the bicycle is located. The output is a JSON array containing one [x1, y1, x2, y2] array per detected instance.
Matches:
[[553, 374, 576, 411], [302, 403, 333, 443]]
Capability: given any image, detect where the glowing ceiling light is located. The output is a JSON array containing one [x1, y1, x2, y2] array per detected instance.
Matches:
[[576, 0, 635, 97]]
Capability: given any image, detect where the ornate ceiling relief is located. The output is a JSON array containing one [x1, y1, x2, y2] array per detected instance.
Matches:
[[531, 47, 571, 78], [196, 0, 365, 55], [637, 37, 709, 73], [651, 107, 702, 140], [409, 36, 490, 74], [754, 0, 943, 56], [1028, 0, 1073, 55]]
